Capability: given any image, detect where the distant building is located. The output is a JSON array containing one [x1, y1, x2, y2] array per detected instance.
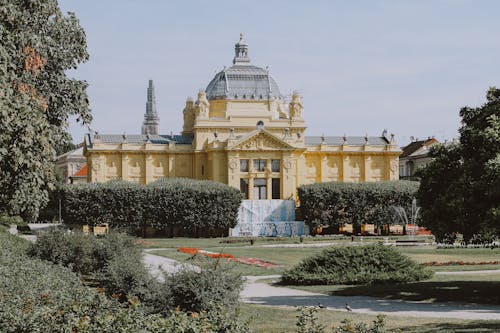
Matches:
[[55, 145, 86, 183], [69, 164, 87, 184], [399, 138, 439, 180], [84, 35, 401, 200]]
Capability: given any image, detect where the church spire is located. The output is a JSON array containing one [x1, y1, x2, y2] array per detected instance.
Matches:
[[233, 33, 250, 65], [142, 79, 160, 135]]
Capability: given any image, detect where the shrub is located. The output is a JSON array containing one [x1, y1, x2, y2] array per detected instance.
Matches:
[[296, 307, 326, 333], [1, 232, 250, 332], [0, 214, 25, 226], [333, 316, 387, 333], [281, 244, 433, 285], [30, 230, 151, 296], [60, 178, 242, 236], [162, 258, 243, 313], [298, 181, 419, 231]]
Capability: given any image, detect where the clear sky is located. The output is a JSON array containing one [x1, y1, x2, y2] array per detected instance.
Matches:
[[59, 0, 500, 146]]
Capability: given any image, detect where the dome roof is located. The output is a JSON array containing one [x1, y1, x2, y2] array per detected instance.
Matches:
[[205, 34, 282, 101]]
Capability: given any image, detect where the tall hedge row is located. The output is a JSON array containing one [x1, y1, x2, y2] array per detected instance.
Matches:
[[61, 179, 242, 235], [298, 181, 419, 230]]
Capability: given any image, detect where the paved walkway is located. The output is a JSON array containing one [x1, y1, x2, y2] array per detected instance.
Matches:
[[142, 251, 500, 321]]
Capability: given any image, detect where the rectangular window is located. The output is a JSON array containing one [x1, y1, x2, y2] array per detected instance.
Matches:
[[272, 178, 280, 199], [240, 159, 249, 172], [271, 159, 280, 172], [253, 159, 266, 172], [253, 178, 267, 199], [240, 178, 249, 199]]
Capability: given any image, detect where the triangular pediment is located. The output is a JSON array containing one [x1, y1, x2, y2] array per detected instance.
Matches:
[[227, 129, 295, 151]]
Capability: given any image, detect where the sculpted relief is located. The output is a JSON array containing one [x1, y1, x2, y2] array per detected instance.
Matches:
[[195, 91, 210, 119], [234, 133, 291, 151], [289, 91, 304, 120]]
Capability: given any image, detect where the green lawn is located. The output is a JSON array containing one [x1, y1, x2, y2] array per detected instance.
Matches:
[[282, 272, 500, 305], [398, 247, 500, 264], [148, 239, 500, 275], [139, 235, 433, 249], [240, 303, 500, 333]]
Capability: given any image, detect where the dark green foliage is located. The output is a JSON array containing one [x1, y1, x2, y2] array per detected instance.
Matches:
[[60, 180, 143, 228], [163, 258, 243, 313], [0, 214, 25, 226], [148, 178, 243, 232], [417, 87, 500, 243], [0, 0, 91, 221], [61, 178, 242, 235], [1, 232, 249, 332], [295, 307, 387, 333], [296, 307, 326, 333], [333, 316, 387, 333], [417, 143, 465, 243], [298, 181, 419, 230], [30, 230, 151, 295], [29, 229, 246, 326], [281, 244, 433, 285]]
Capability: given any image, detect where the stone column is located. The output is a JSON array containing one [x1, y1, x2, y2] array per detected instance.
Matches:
[[282, 154, 297, 200], [227, 154, 239, 190], [267, 176, 272, 200], [248, 175, 254, 200]]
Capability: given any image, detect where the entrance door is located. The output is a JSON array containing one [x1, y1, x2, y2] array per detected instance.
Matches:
[[253, 178, 267, 199]]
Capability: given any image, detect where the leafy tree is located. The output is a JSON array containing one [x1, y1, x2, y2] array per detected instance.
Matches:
[[417, 88, 500, 243], [0, 0, 91, 220], [459, 88, 500, 241]]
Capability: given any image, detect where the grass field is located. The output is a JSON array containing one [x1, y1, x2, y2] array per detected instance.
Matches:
[[283, 272, 500, 305], [148, 239, 500, 275], [240, 303, 500, 333]]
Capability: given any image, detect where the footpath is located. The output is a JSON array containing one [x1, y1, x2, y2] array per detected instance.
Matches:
[[143, 251, 500, 321]]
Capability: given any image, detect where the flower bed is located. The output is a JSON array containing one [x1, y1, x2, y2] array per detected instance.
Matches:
[[423, 260, 500, 266], [178, 247, 200, 255], [235, 257, 284, 268], [177, 247, 282, 268]]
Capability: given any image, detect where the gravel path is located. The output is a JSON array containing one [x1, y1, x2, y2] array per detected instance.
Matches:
[[143, 252, 500, 321]]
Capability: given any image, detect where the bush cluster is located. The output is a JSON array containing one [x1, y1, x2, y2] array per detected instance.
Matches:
[[29, 230, 245, 320], [2, 231, 249, 332], [281, 244, 433, 285], [296, 307, 387, 333], [59, 178, 242, 236], [298, 181, 419, 231], [29, 230, 149, 296]]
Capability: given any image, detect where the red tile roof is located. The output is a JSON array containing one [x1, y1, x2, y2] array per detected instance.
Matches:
[[73, 164, 87, 177]]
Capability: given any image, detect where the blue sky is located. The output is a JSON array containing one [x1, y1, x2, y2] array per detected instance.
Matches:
[[60, 0, 500, 146]]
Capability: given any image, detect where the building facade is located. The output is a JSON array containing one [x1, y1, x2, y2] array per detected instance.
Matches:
[[84, 35, 401, 200], [56, 145, 87, 184], [399, 138, 439, 180]]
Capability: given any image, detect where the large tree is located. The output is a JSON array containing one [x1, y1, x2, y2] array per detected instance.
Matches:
[[0, 0, 91, 220], [417, 88, 500, 243]]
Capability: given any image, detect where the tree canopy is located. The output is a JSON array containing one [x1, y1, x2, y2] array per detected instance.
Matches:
[[417, 88, 500, 243], [0, 0, 91, 220]]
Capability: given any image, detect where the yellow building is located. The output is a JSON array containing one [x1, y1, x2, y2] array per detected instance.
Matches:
[[84, 35, 401, 200]]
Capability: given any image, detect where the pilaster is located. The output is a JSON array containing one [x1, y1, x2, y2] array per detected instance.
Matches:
[[168, 155, 175, 178], [145, 154, 153, 184], [121, 154, 129, 181]]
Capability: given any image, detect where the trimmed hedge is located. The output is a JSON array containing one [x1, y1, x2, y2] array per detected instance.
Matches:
[[281, 244, 433, 285], [60, 178, 242, 236], [298, 181, 419, 230]]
